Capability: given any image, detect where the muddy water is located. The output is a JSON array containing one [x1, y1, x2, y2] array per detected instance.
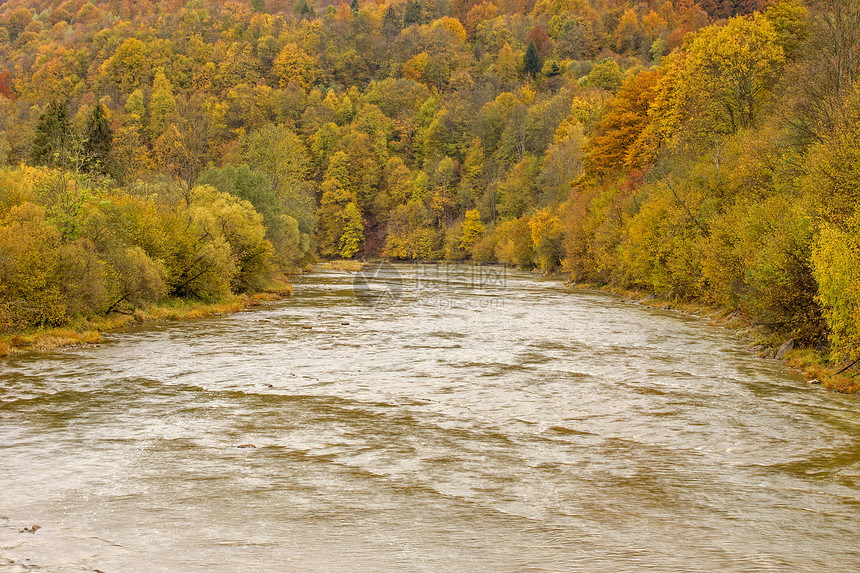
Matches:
[[2, 264, 860, 572]]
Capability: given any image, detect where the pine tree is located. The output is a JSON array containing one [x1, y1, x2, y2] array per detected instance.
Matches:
[[31, 101, 73, 167], [404, 0, 421, 25], [524, 40, 542, 78], [83, 104, 113, 175], [350, 0, 360, 13], [294, 0, 315, 19]]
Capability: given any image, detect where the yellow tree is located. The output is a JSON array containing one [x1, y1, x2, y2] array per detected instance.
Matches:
[[682, 13, 785, 135], [104, 38, 150, 93], [529, 207, 562, 271], [148, 70, 177, 141], [273, 43, 317, 89], [339, 201, 364, 258], [495, 42, 518, 83], [459, 209, 484, 251]]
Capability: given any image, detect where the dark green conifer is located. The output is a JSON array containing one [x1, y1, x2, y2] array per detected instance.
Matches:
[[31, 101, 73, 167], [524, 40, 542, 78], [83, 103, 113, 175], [404, 0, 421, 25]]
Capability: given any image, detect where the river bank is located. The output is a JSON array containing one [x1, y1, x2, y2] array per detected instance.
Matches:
[[0, 282, 294, 358]]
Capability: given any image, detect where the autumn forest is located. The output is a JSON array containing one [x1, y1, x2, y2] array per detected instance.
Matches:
[[0, 0, 858, 371]]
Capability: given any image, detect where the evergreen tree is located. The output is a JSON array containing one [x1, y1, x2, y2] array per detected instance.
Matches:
[[31, 101, 73, 168], [524, 40, 542, 78], [294, 0, 315, 19], [83, 104, 113, 175], [404, 0, 421, 25], [350, 0, 359, 13], [382, 5, 401, 37]]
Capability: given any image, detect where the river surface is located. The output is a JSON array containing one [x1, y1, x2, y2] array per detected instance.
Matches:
[[2, 264, 860, 572]]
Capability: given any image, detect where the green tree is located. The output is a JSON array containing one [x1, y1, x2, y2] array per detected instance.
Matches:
[[83, 103, 112, 175], [584, 59, 623, 93], [31, 102, 74, 168], [241, 124, 315, 235], [295, 0, 316, 18], [524, 40, 542, 78], [199, 164, 308, 268], [404, 0, 422, 24]]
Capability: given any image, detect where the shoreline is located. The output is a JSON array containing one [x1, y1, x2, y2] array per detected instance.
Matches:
[[0, 285, 293, 358]]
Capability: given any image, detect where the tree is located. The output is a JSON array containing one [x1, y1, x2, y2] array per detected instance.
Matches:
[[83, 103, 112, 175], [6, 8, 33, 42], [813, 215, 860, 360], [105, 38, 150, 93], [31, 102, 74, 168], [788, 0, 859, 140], [198, 164, 308, 268], [153, 98, 214, 196], [585, 71, 660, 176], [373, 157, 413, 222], [104, 246, 167, 312], [339, 201, 364, 258], [294, 0, 316, 18], [241, 124, 315, 235], [459, 209, 485, 251], [0, 70, 14, 100], [524, 40, 542, 78], [496, 42, 518, 83], [682, 14, 785, 135], [585, 59, 623, 93], [615, 8, 643, 55], [0, 203, 66, 331], [404, 0, 422, 24], [273, 43, 317, 89], [148, 70, 177, 140], [529, 207, 562, 270]]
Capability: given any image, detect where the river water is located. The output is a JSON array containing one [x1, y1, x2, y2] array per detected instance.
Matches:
[[2, 264, 860, 572]]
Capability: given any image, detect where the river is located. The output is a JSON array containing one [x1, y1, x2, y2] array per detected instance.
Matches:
[[2, 264, 860, 572]]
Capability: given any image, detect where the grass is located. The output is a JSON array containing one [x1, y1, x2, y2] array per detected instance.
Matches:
[[0, 280, 294, 357], [784, 348, 860, 394]]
